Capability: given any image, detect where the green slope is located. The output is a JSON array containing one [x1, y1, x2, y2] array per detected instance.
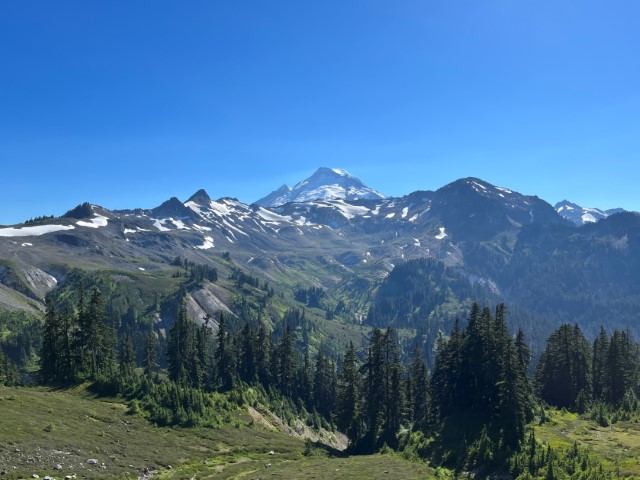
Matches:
[[0, 386, 434, 480]]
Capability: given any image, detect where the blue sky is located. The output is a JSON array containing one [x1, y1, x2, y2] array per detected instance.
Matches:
[[1, 1, 638, 224]]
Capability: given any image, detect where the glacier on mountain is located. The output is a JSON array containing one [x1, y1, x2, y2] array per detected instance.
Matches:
[[255, 167, 385, 207]]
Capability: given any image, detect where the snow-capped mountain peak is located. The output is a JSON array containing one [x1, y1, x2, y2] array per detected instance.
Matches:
[[554, 200, 609, 225], [329, 168, 350, 176], [253, 184, 292, 208], [255, 167, 386, 207], [554, 200, 623, 226]]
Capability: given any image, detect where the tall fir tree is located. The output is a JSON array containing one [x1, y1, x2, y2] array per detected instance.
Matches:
[[214, 312, 234, 390], [408, 344, 429, 428], [143, 331, 159, 378], [312, 350, 337, 418], [256, 323, 273, 387], [40, 298, 62, 384], [119, 332, 136, 379], [381, 328, 404, 448], [592, 327, 609, 401], [336, 341, 361, 442], [195, 314, 213, 389], [167, 303, 197, 386], [276, 326, 298, 397], [238, 322, 257, 384], [362, 328, 385, 450], [0, 345, 18, 386]]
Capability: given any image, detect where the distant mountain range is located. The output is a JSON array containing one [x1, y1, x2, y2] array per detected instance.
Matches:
[[1, 167, 639, 351], [256, 167, 628, 226], [554, 199, 626, 226]]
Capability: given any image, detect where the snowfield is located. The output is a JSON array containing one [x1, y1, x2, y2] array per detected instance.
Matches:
[[77, 215, 109, 228], [0, 224, 75, 237], [153, 219, 171, 232], [326, 200, 370, 220], [195, 236, 214, 249]]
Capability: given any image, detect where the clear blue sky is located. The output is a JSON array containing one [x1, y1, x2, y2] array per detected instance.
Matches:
[[1, 1, 638, 224]]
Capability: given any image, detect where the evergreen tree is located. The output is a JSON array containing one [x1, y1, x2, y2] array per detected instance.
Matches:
[[358, 328, 405, 450], [336, 341, 361, 442], [0, 346, 18, 386], [39, 299, 74, 384], [276, 326, 298, 397], [362, 328, 385, 450], [496, 331, 526, 449], [119, 332, 136, 379], [59, 308, 74, 382], [195, 315, 213, 389], [79, 288, 116, 381], [256, 323, 273, 387], [100, 313, 118, 381], [0, 347, 5, 384], [238, 322, 257, 384], [297, 350, 313, 409], [459, 303, 483, 412], [408, 344, 429, 428], [429, 321, 462, 421], [214, 312, 234, 390], [514, 329, 535, 422], [312, 350, 337, 418], [143, 331, 159, 378], [429, 304, 531, 464], [381, 328, 404, 448], [40, 298, 63, 384], [592, 327, 609, 401], [167, 303, 196, 386], [536, 324, 592, 409], [605, 330, 638, 405]]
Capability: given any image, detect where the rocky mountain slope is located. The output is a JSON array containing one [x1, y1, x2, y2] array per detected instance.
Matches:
[[1, 169, 639, 351]]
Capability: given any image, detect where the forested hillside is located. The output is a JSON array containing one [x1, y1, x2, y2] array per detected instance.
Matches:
[[6, 272, 640, 479]]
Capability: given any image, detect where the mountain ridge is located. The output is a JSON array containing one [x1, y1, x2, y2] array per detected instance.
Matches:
[[2, 171, 640, 354], [555, 199, 626, 225]]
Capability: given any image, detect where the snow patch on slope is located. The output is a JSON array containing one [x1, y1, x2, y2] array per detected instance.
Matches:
[[153, 219, 171, 232], [435, 227, 448, 240], [76, 215, 109, 228], [195, 236, 214, 249], [0, 224, 75, 237], [328, 200, 370, 220]]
